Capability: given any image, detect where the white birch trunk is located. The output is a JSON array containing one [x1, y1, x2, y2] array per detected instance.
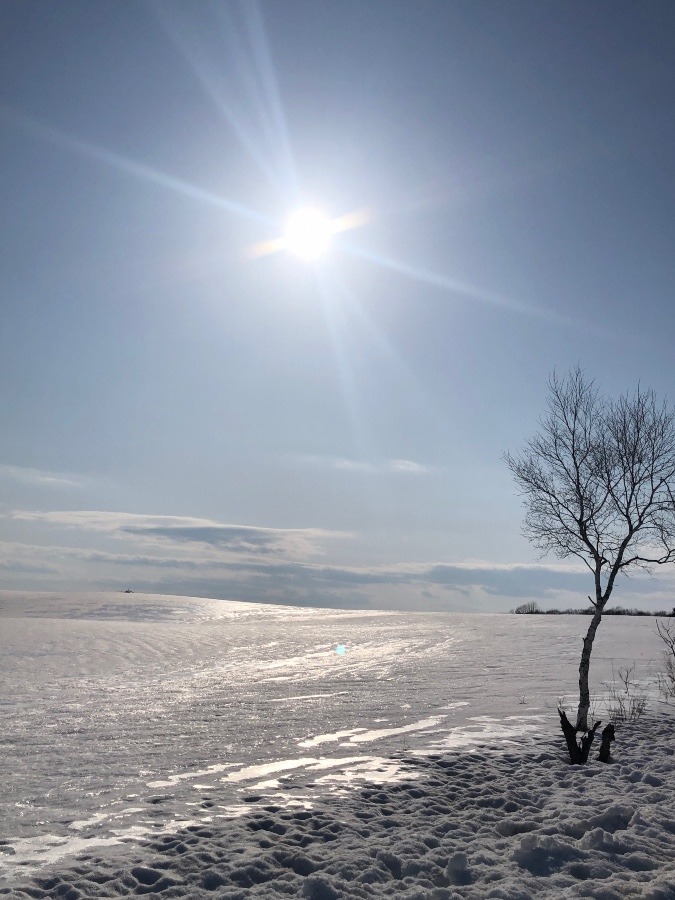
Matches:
[[576, 606, 604, 731]]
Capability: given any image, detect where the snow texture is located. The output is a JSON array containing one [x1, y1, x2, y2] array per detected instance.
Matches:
[[1, 591, 674, 898]]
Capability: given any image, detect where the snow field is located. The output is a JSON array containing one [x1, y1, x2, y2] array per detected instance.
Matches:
[[4, 715, 674, 899], [1, 592, 673, 898]]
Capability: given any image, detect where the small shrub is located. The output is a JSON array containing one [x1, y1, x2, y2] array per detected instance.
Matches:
[[656, 619, 675, 700], [657, 665, 675, 701], [607, 691, 648, 723], [606, 663, 648, 723]]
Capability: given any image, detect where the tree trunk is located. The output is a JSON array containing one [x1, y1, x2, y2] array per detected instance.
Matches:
[[576, 605, 604, 730]]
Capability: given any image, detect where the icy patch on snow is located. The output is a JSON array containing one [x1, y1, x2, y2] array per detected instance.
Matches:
[[346, 715, 445, 744], [147, 763, 236, 789], [299, 728, 370, 748], [430, 713, 547, 750], [299, 716, 445, 749], [220, 758, 318, 783]]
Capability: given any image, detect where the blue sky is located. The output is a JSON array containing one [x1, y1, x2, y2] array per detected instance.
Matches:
[[1, 0, 674, 611]]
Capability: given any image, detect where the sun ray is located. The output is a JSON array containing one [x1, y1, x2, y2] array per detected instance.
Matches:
[[151, 0, 299, 199], [151, 1, 283, 192], [314, 270, 375, 467], [241, 0, 300, 196], [343, 244, 575, 326], [335, 280, 441, 424], [1, 106, 267, 224]]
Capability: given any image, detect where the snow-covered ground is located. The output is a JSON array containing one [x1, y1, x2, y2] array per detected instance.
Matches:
[[1, 591, 673, 898]]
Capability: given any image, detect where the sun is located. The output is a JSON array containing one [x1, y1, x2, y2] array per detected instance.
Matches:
[[283, 205, 333, 260], [247, 205, 369, 261]]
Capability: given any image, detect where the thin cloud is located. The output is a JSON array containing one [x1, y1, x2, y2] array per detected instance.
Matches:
[[334, 458, 375, 473], [0, 559, 59, 575], [0, 464, 82, 489], [11, 510, 217, 531], [294, 455, 434, 475], [388, 459, 430, 474]]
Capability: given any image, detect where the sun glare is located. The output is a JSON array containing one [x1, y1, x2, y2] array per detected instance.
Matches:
[[247, 205, 369, 261], [283, 206, 333, 260]]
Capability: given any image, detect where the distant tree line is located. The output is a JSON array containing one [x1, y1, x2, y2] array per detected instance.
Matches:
[[511, 600, 675, 617]]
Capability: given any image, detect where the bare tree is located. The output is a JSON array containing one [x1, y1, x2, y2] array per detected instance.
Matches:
[[512, 601, 541, 614], [504, 368, 675, 753]]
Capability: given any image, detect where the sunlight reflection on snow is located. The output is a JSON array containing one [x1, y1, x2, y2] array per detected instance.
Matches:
[[299, 716, 445, 748], [429, 714, 546, 750], [147, 762, 236, 789]]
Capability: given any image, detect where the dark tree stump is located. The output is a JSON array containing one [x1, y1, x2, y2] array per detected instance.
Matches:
[[578, 719, 602, 763], [558, 709, 602, 764], [558, 708, 581, 762], [597, 723, 615, 762]]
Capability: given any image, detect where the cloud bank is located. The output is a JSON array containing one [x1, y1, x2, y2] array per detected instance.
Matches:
[[2, 509, 674, 613], [8, 510, 346, 558]]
